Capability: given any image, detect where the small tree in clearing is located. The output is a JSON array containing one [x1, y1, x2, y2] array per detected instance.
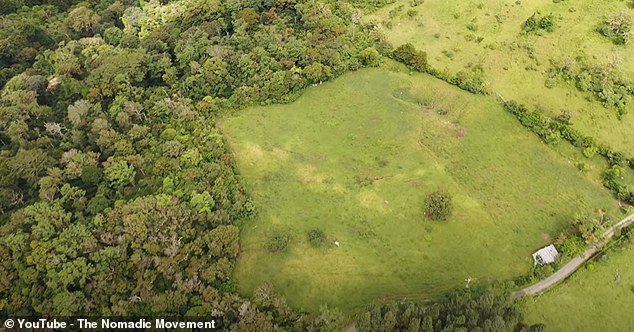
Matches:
[[424, 189, 453, 221]]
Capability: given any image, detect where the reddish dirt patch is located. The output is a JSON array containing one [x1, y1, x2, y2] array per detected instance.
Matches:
[[456, 128, 466, 138], [536, 199, 545, 206], [542, 233, 552, 242]]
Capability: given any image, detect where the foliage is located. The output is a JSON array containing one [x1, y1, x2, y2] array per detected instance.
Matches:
[[523, 13, 556, 33], [547, 56, 634, 116], [391, 43, 428, 71], [355, 288, 524, 332], [450, 64, 488, 94], [503, 101, 634, 204], [556, 233, 586, 257], [599, 11, 634, 44], [308, 229, 328, 247], [267, 233, 290, 252], [424, 189, 453, 221], [571, 213, 606, 244]]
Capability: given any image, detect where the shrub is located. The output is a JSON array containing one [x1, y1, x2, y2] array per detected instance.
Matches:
[[582, 146, 597, 158], [451, 65, 487, 94], [267, 233, 290, 252], [558, 234, 585, 257], [599, 11, 633, 44], [529, 323, 548, 332], [392, 43, 428, 72], [424, 189, 453, 221], [523, 13, 556, 33], [360, 47, 382, 67], [308, 229, 328, 247]]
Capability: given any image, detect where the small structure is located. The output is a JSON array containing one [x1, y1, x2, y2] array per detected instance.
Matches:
[[532, 244, 559, 267]]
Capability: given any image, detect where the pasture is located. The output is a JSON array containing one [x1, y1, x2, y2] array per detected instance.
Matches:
[[221, 65, 618, 312], [368, 0, 634, 155]]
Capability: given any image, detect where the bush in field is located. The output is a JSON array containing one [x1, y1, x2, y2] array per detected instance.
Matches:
[[523, 13, 556, 33], [451, 65, 488, 94], [424, 189, 453, 221], [267, 233, 290, 252], [599, 11, 634, 44], [308, 229, 328, 247]]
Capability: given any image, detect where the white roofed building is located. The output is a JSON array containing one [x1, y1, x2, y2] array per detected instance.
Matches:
[[532, 244, 559, 266]]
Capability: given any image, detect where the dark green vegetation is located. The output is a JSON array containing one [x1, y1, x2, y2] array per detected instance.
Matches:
[[424, 189, 453, 221], [523, 12, 556, 33], [356, 288, 532, 332]]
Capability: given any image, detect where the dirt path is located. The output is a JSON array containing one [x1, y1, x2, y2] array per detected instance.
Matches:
[[512, 212, 634, 299]]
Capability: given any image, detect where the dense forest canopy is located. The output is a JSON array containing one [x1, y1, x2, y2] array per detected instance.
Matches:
[[0, 0, 384, 326]]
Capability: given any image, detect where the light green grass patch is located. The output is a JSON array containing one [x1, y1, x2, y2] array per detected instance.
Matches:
[[368, 0, 634, 155], [221, 66, 618, 313]]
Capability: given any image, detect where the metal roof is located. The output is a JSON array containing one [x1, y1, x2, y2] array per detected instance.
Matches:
[[532, 244, 559, 266]]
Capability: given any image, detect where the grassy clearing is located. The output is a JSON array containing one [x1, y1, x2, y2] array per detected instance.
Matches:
[[220, 64, 618, 313], [523, 243, 634, 331], [368, 0, 634, 156]]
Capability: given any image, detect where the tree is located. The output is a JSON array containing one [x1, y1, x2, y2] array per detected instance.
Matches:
[[392, 43, 427, 71], [66, 6, 100, 37], [103, 159, 135, 188], [571, 213, 606, 244], [190, 190, 215, 213], [424, 189, 453, 221], [360, 47, 381, 67]]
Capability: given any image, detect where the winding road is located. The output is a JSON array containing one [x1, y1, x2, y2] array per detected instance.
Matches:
[[512, 212, 634, 299], [341, 213, 634, 332]]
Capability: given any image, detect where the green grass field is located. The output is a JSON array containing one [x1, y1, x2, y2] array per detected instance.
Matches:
[[221, 64, 618, 313], [523, 243, 634, 331], [368, 0, 634, 156]]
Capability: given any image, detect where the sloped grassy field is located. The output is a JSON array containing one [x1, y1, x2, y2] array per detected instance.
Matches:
[[221, 65, 617, 312], [368, 0, 634, 156]]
